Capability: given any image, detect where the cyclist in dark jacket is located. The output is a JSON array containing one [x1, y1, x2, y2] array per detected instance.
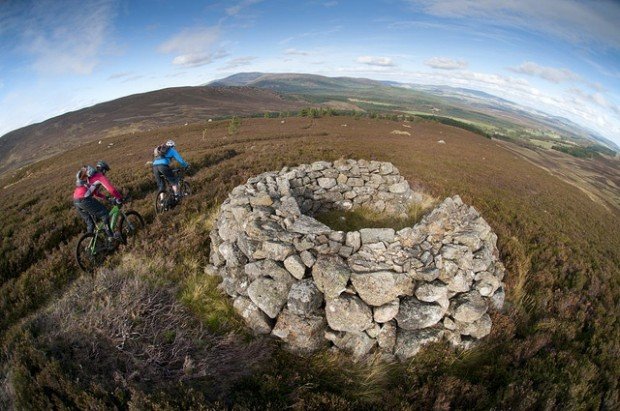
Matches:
[[152, 140, 188, 201]]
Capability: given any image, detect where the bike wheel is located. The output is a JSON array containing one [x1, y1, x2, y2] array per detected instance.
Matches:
[[181, 181, 192, 197], [119, 210, 145, 245], [155, 190, 170, 214], [76, 232, 108, 273]]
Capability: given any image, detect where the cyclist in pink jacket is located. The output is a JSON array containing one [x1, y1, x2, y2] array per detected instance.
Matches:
[[73, 161, 123, 241]]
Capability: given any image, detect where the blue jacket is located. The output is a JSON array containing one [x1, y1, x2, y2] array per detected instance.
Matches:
[[153, 147, 188, 167]]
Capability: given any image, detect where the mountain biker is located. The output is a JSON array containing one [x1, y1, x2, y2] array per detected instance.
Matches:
[[73, 162, 123, 243], [152, 139, 189, 202]]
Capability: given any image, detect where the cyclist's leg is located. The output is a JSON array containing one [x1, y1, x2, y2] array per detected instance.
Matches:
[[74, 201, 95, 233], [153, 165, 166, 192], [80, 198, 114, 237], [160, 165, 180, 197]]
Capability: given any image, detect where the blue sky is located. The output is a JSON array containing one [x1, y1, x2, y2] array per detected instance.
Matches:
[[1, 0, 620, 145]]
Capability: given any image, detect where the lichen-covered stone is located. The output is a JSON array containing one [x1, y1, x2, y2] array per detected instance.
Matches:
[[395, 328, 443, 360], [287, 279, 324, 316], [247, 278, 290, 319], [212, 160, 507, 361], [272, 310, 327, 354], [325, 294, 373, 332], [374, 300, 400, 323], [395, 297, 445, 330], [351, 271, 413, 306], [312, 255, 351, 299], [284, 254, 306, 280], [233, 296, 272, 335], [452, 291, 488, 323]]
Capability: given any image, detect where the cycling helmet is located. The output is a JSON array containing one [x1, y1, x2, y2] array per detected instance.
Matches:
[[85, 165, 96, 178], [96, 160, 110, 173], [165, 140, 176, 147]]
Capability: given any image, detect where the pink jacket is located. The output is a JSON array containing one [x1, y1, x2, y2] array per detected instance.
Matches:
[[73, 172, 122, 201]]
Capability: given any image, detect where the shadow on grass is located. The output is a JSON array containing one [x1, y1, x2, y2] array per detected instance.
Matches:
[[315, 203, 433, 232]]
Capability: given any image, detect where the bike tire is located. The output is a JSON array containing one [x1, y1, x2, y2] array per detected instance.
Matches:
[[155, 190, 170, 214], [76, 232, 108, 273], [119, 210, 145, 245]]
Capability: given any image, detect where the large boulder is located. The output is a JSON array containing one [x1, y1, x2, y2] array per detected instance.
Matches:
[[287, 279, 324, 316], [325, 330, 376, 359], [325, 294, 373, 332], [312, 255, 351, 299], [395, 328, 444, 360], [360, 228, 395, 244], [233, 296, 272, 335], [351, 271, 413, 306], [289, 215, 332, 235], [395, 297, 445, 330], [247, 278, 290, 319], [374, 300, 400, 323], [272, 310, 327, 354], [451, 291, 488, 323]]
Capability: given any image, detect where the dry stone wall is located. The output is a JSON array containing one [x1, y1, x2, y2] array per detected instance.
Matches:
[[207, 159, 507, 361]]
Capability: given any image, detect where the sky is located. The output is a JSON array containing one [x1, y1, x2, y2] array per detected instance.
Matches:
[[1, 0, 620, 146]]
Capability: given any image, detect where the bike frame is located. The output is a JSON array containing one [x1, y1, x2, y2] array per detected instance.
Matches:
[[87, 204, 121, 253]]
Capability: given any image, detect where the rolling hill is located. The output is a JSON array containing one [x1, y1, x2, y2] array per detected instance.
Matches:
[[212, 72, 619, 151], [2, 72, 617, 176], [0, 86, 307, 174]]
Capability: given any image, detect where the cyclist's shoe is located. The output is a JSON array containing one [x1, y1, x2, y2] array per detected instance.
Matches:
[[105, 232, 123, 249]]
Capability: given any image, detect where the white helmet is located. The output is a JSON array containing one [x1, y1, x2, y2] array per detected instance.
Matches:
[[165, 140, 176, 147]]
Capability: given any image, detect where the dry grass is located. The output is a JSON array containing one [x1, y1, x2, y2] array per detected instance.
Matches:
[[0, 115, 619, 409], [316, 195, 437, 232]]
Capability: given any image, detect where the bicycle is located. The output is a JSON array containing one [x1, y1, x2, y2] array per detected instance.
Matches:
[[155, 167, 192, 213], [75, 197, 145, 272]]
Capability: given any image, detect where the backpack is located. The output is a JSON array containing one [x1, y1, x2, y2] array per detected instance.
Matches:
[[153, 144, 169, 158]]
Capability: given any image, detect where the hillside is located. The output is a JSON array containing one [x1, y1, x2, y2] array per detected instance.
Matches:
[[1, 115, 619, 409], [212, 72, 619, 151], [0, 86, 306, 174]]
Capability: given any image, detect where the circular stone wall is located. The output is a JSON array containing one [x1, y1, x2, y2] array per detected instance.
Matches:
[[207, 159, 506, 361]]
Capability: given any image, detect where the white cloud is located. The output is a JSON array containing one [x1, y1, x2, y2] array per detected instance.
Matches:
[[567, 88, 620, 116], [159, 26, 227, 68], [5, 0, 116, 75], [285, 48, 310, 56], [226, 0, 263, 16], [406, 0, 620, 49], [357, 56, 395, 67], [107, 72, 132, 80], [509, 61, 580, 83], [220, 56, 257, 71], [425, 57, 468, 70]]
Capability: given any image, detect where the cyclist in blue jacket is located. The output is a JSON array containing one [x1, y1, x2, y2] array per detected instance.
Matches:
[[152, 140, 189, 202]]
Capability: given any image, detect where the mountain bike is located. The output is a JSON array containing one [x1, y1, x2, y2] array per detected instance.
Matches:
[[75, 198, 145, 272], [155, 167, 192, 213]]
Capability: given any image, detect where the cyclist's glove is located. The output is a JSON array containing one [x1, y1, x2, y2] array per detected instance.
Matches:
[[115, 198, 123, 205]]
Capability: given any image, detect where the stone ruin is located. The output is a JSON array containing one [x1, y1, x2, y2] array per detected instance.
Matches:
[[206, 159, 507, 361]]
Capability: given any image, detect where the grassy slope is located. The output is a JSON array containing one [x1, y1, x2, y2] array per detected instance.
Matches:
[[1, 116, 619, 409]]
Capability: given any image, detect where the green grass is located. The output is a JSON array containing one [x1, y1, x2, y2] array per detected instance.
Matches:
[[315, 201, 435, 232]]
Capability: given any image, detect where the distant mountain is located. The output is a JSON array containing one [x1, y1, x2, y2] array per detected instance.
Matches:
[[213, 72, 619, 151], [0, 86, 306, 174], [3, 72, 617, 175]]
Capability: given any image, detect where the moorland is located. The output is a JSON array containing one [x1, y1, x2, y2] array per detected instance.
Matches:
[[1, 112, 619, 409]]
